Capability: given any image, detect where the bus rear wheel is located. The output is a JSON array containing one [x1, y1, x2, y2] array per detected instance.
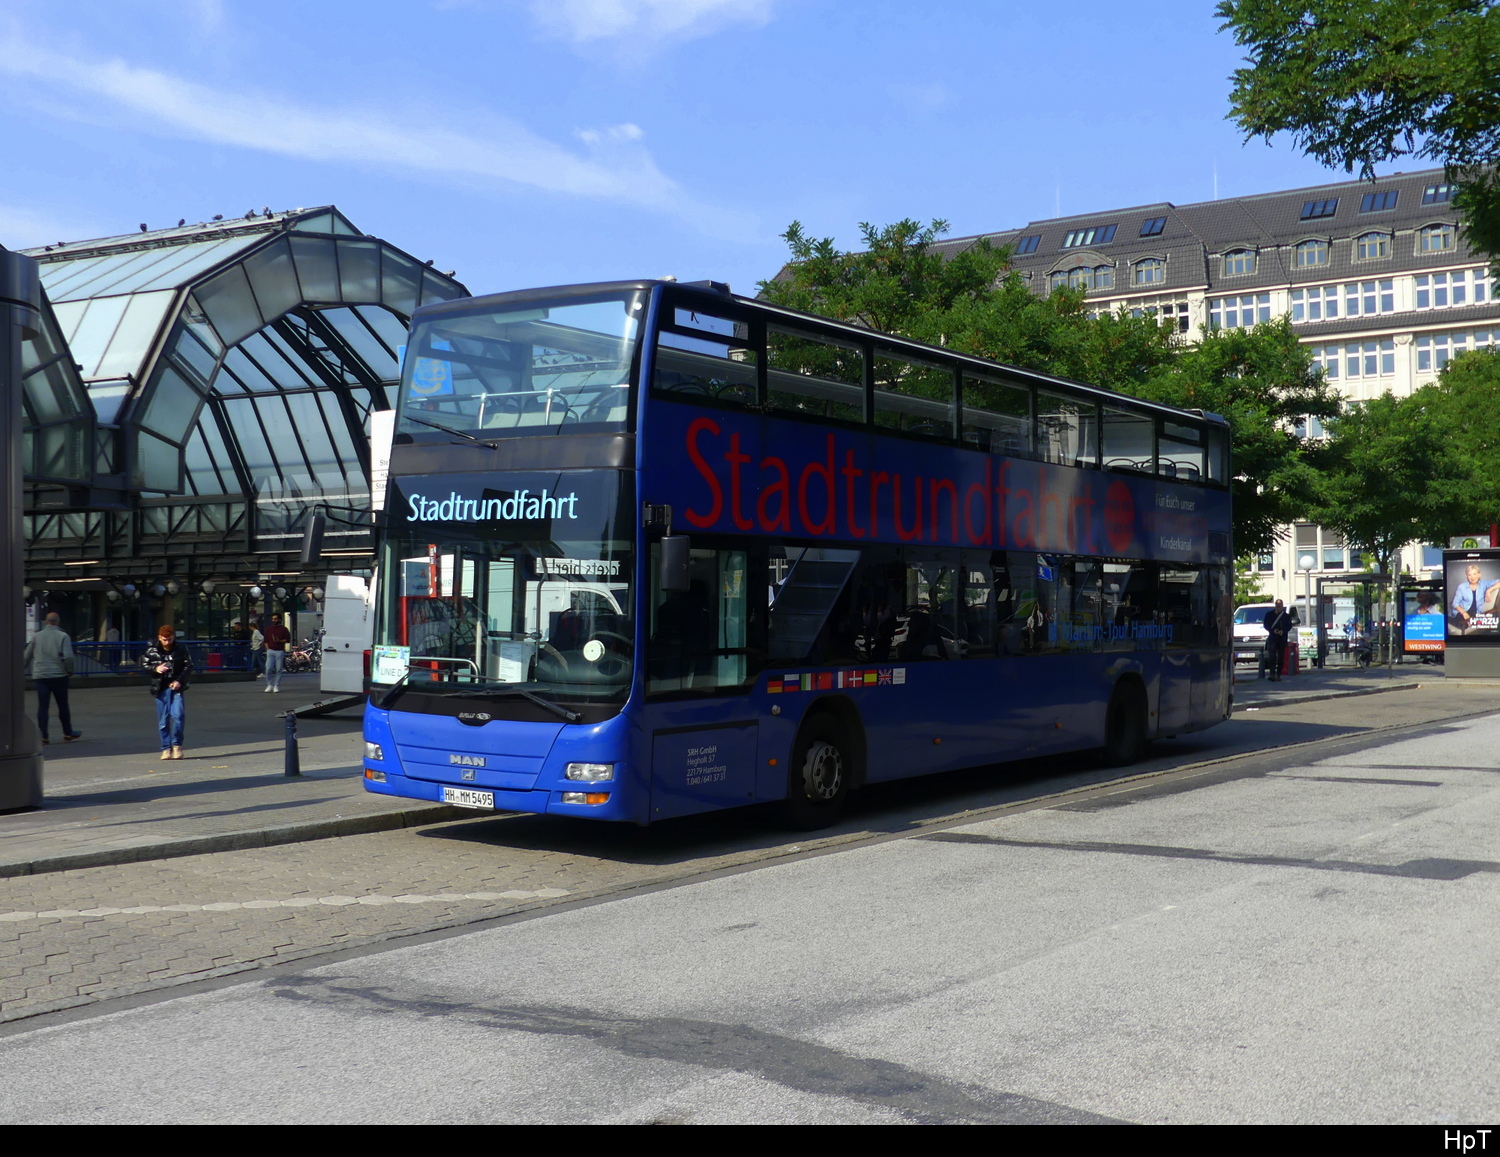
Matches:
[[1100, 679, 1149, 767], [783, 714, 851, 830]]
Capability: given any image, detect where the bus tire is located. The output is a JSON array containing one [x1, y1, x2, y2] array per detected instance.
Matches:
[[783, 714, 851, 830], [1100, 678, 1149, 767]]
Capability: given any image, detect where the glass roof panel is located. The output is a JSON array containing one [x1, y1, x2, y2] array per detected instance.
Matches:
[[50, 299, 89, 345], [358, 304, 408, 356], [218, 343, 280, 393], [182, 408, 238, 497], [86, 379, 131, 424], [292, 212, 333, 233], [291, 236, 340, 302], [242, 239, 302, 323], [196, 263, 264, 346], [223, 395, 275, 476], [320, 306, 399, 380], [380, 250, 421, 314], [38, 235, 261, 301], [91, 290, 175, 380], [141, 364, 203, 446], [65, 295, 130, 379], [420, 269, 466, 306], [337, 239, 381, 301]]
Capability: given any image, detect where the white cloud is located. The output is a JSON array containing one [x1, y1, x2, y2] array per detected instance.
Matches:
[[0, 36, 753, 237], [529, 0, 774, 47], [888, 82, 953, 113]]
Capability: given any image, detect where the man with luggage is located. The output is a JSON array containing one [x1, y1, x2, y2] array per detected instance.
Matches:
[[1263, 599, 1294, 682]]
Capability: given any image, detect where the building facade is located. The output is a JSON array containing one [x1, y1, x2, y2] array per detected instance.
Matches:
[[941, 167, 1492, 608], [13, 208, 468, 645]]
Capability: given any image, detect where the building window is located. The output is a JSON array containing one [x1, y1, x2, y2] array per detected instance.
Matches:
[[1360, 190, 1398, 213], [1290, 285, 1339, 322], [1062, 224, 1117, 248], [1127, 298, 1191, 332], [1014, 234, 1041, 255], [1256, 553, 1274, 572], [1423, 183, 1454, 205], [1295, 239, 1330, 267], [1134, 258, 1164, 285], [1415, 269, 1491, 309], [1292, 415, 1327, 438], [1309, 342, 1393, 381], [1356, 232, 1390, 259], [1301, 198, 1339, 220], [1139, 216, 1167, 237], [1093, 265, 1113, 289], [1209, 293, 1271, 329], [1416, 328, 1500, 373], [1345, 279, 1395, 316], [1419, 223, 1457, 252], [1222, 249, 1256, 276]]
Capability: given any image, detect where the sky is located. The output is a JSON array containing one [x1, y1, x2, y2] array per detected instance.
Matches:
[[0, 0, 1360, 300]]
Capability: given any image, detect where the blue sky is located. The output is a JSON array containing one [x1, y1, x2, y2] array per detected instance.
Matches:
[[0, 0, 1357, 299]]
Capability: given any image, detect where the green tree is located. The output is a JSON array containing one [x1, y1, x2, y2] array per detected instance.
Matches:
[[1235, 555, 1272, 603], [1309, 391, 1478, 574], [760, 219, 1339, 556], [1131, 318, 1340, 557], [1218, 0, 1500, 260], [1410, 347, 1500, 525]]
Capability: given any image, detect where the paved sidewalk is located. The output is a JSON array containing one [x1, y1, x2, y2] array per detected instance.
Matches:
[[2, 676, 457, 877], [0, 662, 1460, 880]]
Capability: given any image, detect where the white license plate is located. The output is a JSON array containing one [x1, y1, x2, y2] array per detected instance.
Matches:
[[442, 787, 495, 810]]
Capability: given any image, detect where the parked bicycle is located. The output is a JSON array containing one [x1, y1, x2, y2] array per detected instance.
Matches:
[[285, 630, 325, 674]]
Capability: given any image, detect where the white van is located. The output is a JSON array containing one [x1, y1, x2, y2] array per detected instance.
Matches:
[[1232, 603, 1276, 665]]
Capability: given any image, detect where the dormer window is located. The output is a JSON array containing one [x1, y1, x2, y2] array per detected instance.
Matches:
[[1295, 239, 1330, 267], [1061, 224, 1117, 248], [1222, 249, 1255, 276], [1419, 223, 1456, 252], [1301, 198, 1339, 220], [1134, 258, 1165, 286], [1356, 232, 1390, 260], [1014, 235, 1041, 255]]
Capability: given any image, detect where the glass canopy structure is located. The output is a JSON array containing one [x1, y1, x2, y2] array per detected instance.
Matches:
[[15, 208, 468, 641]]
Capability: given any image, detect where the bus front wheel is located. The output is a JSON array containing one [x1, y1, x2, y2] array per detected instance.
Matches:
[[783, 714, 851, 830], [1100, 679, 1149, 767]]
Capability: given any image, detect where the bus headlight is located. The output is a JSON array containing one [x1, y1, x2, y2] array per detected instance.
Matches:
[[564, 762, 614, 782], [365, 741, 385, 762]]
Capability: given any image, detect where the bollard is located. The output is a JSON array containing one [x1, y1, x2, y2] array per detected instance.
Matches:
[[282, 710, 301, 777]]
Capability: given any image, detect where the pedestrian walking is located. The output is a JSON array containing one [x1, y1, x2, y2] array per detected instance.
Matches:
[[141, 624, 193, 759], [23, 612, 80, 745], [262, 612, 291, 693], [249, 621, 265, 678]]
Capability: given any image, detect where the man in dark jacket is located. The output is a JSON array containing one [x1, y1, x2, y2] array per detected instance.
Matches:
[[141, 624, 193, 759], [1263, 599, 1294, 682]]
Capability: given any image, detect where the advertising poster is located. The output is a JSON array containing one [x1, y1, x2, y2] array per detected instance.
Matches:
[[1444, 550, 1500, 644], [1402, 589, 1444, 653]]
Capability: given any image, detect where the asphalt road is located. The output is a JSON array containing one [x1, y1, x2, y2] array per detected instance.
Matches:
[[2, 686, 1498, 1123]]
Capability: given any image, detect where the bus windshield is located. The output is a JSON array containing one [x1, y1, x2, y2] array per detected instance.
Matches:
[[373, 471, 633, 713], [397, 291, 645, 440]]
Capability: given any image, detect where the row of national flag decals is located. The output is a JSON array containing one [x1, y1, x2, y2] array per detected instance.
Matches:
[[766, 668, 908, 693]]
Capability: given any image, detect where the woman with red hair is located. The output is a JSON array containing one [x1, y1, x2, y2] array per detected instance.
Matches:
[[140, 624, 193, 759]]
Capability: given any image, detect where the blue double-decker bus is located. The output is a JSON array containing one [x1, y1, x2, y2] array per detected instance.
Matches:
[[362, 279, 1233, 827]]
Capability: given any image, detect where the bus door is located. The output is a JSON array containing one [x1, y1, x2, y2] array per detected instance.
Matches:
[[646, 544, 763, 820]]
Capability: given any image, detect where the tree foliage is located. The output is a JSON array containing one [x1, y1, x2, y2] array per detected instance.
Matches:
[[1308, 390, 1479, 572], [759, 219, 1339, 556], [1217, 0, 1500, 260], [1409, 347, 1500, 523]]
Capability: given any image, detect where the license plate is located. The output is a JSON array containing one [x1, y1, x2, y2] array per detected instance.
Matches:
[[442, 786, 495, 810]]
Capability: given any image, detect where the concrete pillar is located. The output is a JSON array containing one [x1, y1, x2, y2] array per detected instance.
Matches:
[[0, 248, 44, 811]]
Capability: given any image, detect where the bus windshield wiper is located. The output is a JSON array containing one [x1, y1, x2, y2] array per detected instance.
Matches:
[[417, 682, 583, 723], [404, 414, 489, 446], [491, 687, 582, 723]]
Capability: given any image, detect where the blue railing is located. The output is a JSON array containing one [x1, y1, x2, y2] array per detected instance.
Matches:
[[71, 640, 255, 676]]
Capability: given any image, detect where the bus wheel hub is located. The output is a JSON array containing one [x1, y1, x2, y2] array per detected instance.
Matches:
[[802, 741, 843, 801]]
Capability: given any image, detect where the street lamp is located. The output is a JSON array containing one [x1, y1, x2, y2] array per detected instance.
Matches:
[[1298, 553, 1317, 666]]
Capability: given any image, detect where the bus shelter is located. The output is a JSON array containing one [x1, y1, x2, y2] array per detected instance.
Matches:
[[1397, 575, 1444, 663], [1312, 573, 1395, 668]]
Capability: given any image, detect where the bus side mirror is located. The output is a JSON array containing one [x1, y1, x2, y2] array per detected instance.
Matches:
[[660, 536, 691, 592]]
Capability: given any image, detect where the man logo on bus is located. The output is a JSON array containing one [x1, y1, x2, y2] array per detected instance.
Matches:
[[1104, 480, 1135, 555]]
